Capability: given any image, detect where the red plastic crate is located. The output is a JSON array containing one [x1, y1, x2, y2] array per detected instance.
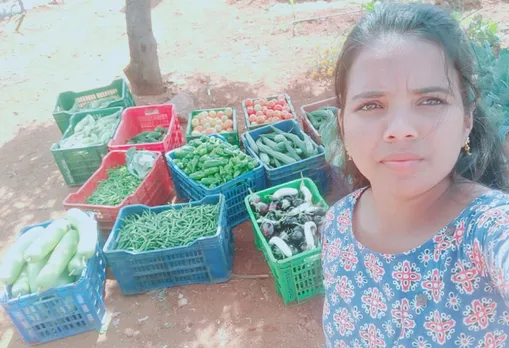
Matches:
[[63, 150, 174, 232], [108, 104, 183, 153]]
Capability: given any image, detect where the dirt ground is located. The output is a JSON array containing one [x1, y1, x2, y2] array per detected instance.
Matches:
[[1, 0, 509, 347]]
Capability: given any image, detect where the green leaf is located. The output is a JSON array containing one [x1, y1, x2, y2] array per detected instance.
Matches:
[[488, 22, 498, 34]]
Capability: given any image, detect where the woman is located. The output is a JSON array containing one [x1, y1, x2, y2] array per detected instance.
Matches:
[[321, 3, 509, 347]]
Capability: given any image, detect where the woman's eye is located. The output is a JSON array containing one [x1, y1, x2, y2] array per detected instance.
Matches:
[[421, 98, 444, 106], [359, 103, 380, 111]]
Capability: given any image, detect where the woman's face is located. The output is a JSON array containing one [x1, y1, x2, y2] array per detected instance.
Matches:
[[341, 37, 472, 197]]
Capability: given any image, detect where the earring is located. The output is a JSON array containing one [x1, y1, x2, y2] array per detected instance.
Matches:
[[464, 136, 471, 156]]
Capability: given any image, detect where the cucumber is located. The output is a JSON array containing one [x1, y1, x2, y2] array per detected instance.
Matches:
[[66, 209, 98, 261], [68, 253, 86, 277], [36, 229, 79, 290], [24, 219, 70, 263], [27, 254, 50, 293], [11, 265, 30, 298], [0, 226, 44, 285]]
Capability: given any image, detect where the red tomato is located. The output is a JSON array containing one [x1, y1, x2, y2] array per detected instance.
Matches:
[[278, 100, 286, 107], [249, 115, 257, 123], [274, 104, 283, 112], [263, 109, 269, 116], [267, 100, 276, 109], [257, 115, 266, 124], [245, 98, 254, 107], [277, 94, 286, 102], [284, 112, 293, 120], [247, 106, 255, 115], [262, 106, 268, 112], [282, 106, 291, 113], [274, 110, 281, 119], [266, 109, 274, 118], [256, 110, 264, 117], [259, 98, 267, 106], [254, 99, 262, 105]]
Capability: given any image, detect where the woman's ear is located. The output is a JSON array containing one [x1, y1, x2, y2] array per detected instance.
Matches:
[[464, 114, 473, 139]]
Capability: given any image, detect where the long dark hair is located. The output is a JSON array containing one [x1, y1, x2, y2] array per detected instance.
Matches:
[[334, 3, 508, 191]]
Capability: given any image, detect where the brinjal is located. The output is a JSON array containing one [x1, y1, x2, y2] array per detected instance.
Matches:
[[281, 199, 291, 210], [289, 245, 299, 255], [279, 231, 290, 242], [261, 222, 275, 237], [313, 215, 324, 226], [290, 229, 304, 244]]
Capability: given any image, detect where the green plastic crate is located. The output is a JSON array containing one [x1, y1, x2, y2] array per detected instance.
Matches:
[[53, 79, 135, 134], [186, 108, 239, 145], [244, 177, 329, 304], [50, 107, 123, 186]]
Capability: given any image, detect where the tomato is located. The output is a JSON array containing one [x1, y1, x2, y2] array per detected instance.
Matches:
[[254, 99, 262, 105], [277, 94, 286, 102], [249, 115, 257, 123], [245, 98, 254, 107], [274, 104, 283, 112], [277, 100, 286, 107], [256, 110, 264, 117], [266, 109, 274, 118], [224, 107, 233, 117], [251, 121, 258, 126], [267, 100, 276, 109], [191, 118, 200, 128], [226, 127, 233, 131], [257, 115, 266, 124], [274, 111, 281, 119], [284, 112, 293, 120], [221, 115, 229, 123], [204, 128, 216, 135], [195, 125, 204, 132], [199, 111, 208, 118], [247, 106, 255, 115], [282, 106, 291, 113], [281, 111, 289, 119], [224, 119, 233, 128], [215, 125, 223, 132], [254, 104, 263, 112], [208, 110, 217, 118], [262, 106, 268, 112], [217, 111, 225, 118], [259, 98, 267, 106]]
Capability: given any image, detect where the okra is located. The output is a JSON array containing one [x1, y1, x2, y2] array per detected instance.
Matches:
[[257, 143, 296, 165], [245, 133, 259, 154]]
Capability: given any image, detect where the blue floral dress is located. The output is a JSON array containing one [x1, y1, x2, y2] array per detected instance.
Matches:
[[321, 188, 509, 348]]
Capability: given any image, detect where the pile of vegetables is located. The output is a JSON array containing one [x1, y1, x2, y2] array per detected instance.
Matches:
[[58, 112, 120, 149], [86, 149, 157, 206], [189, 108, 235, 136], [248, 181, 327, 260], [115, 203, 221, 252], [0, 209, 98, 298], [67, 95, 120, 113], [245, 95, 295, 127], [173, 136, 259, 188], [244, 126, 319, 168], [127, 126, 168, 144], [305, 106, 344, 168]]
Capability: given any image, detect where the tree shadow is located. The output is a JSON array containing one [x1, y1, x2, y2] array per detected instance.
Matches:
[[119, 0, 163, 13]]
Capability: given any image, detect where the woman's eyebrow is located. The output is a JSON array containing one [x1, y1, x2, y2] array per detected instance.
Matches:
[[351, 86, 453, 100], [411, 86, 453, 96]]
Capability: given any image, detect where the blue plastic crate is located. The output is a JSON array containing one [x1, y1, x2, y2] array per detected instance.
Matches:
[[103, 194, 233, 295], [165, 139, 266, 227], [241, 119, 330, 195], [0, 220, 107, 345]]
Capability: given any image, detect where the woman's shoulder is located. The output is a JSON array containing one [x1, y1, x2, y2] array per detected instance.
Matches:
[[464, 188, 509, 236]]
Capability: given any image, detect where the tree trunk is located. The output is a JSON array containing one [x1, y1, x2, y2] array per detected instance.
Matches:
[[124, 0, 164, 96]]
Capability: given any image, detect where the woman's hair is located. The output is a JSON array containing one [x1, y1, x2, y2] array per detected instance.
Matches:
[[334, 3, 508, 191]]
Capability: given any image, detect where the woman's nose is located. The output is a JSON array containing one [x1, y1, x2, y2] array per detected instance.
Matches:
[[383, 109, 419, 142]]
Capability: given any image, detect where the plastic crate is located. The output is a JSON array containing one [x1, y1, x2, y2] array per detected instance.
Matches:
[[186, 108, 239, 146], [103, 195, 233, 295], [0, 221, 106, 345], [299, 97, 339, 146], [50, 107, 123, 187], [245, 178, 328, 304], [108, 104, 183, 153], [53, 79, 135, 134], [63, 150, 174, 232], [241, 119, 330, 195], [165, 141, 266, 228], [241, 93, 297, 131]]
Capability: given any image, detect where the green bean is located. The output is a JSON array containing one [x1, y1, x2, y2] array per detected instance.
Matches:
[[87, 166, 142, 206], [114, 203, 221, 252]]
